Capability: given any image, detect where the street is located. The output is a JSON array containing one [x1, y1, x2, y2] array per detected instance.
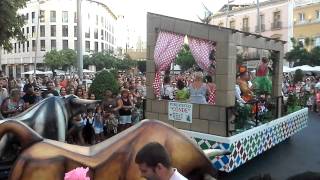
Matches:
[[220, 112, 320, 180]]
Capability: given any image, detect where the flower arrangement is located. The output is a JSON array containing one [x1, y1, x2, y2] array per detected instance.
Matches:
[[64, 167, 90, 180]]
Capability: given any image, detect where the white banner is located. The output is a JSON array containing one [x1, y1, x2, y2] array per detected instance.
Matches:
[[168, 102, 193, 123]]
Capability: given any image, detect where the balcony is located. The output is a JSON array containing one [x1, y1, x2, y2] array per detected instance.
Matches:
[[255, 24, 266, 33], [271, 21, 282, 30], [242, 26, 250, 32]]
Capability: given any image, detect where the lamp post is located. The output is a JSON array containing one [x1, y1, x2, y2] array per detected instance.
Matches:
[[34, 0, 45, 76], [77, 0, 83, 83]]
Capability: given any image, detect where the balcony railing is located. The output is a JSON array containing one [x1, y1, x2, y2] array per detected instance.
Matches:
[[255, 24, 266, 33], [242, 26, 250, 32], [271, 21, 282, 30]]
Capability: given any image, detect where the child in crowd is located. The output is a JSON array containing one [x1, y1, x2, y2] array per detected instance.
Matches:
[[103, 104, 118, 135], [82, 109, 96, 145], [94, 106, 104, 142], [66, 114, 85, 145]]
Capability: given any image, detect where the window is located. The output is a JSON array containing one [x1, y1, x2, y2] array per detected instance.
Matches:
[[101, 17, 104, 27], [101, 30, 104, 40], [298, 38, 305, 46], [94, 42, 98, 52], [32, 40, 36, 51], [74, 26, 77, 37], [96, 15, 99, 26], [22, 28, 25, 35], [51, 25, 56, 37], [242, 18, 249, 31], [18, 43, 20, 53], [62, 11, 68, 23], [40, 40, 45, 51], [14, 43, 16, 53], [51, 40, 56, 50], [74, 12, 77, 23], [101, 43, 104, 51], [50, 11, 56, 22], [85, 28, 90, 38], [22, 43, 25, 52], [85, 41, 90, 52], [316, 10, 320, 19], [94, 28, 98, 39], [63, 40, 68, 49], [299, 13, 305, 21], [62, 25, 68, 37], [229, 20, 235, 29], [274, 11, 281, 23], [27, 41, 29, 52], [27, 27, 29, 34], [25, 13, 29, 23], [40, 25, 45, 37], [32, 26, 35, 37], [315, 37, 320, 47], [32, 12, 35, 23], [40, 10, 45, 22], [74, 40, 77, 49]]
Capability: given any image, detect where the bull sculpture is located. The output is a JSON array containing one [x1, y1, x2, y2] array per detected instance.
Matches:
[[0, 119, 229, 180], [0, 95, 99, 160]]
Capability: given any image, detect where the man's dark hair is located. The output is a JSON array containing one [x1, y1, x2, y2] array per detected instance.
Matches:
[[135, 142, 172, 169], [163, 76, 171, 84], [205, 75, 212, 83], [176, 79, 185, 90]]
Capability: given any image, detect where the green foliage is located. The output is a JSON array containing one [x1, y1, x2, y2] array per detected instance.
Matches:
[[89, 70, 119, 100], [0, 0, 27, 51], [115, 58, 136, 70], [175, 44, 196, 71], [60, 49, 76, 70], [285, 38, 320, 66], [137, 60, 146, 73], [44, 49, 77, 71], [44, 50, 63, 70], [293, 69, 304, 83]]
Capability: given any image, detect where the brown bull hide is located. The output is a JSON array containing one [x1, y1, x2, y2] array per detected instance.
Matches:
[[3, 119, 216, 180]]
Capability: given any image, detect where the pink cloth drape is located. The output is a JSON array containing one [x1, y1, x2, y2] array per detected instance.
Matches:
[[188, 37, 216, 74], [152, 31, 185, 97]]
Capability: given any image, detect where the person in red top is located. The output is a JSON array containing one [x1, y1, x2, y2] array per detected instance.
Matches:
[[253, 57, 272, 95]]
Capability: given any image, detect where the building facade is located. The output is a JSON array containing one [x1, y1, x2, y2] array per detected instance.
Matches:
[[211, 0, 294, 53], [0, 0, 117, 78], [293, 0, 320, 49]]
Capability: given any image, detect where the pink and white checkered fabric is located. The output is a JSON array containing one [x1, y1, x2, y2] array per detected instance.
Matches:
[[153, 31, 184, 97], [188, 37, 215, 73]]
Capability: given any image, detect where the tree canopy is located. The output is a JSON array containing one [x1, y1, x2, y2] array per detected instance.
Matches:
[[0, 0, 27, 51], [175, 44, 196, 72], [285, 38, 320, 66], [44, 49, 76, 72]]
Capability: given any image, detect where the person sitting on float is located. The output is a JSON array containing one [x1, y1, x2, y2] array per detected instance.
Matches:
[[253, 57, 272, 96]]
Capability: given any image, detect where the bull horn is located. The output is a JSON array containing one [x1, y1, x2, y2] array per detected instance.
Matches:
[[0, 120, 43, 149], [203, 149, 231, 158], [204, 174, 217, 180], [71, 98, 101, 105]]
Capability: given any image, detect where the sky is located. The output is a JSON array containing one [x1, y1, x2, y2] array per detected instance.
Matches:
[[108, 0, 267, 40]]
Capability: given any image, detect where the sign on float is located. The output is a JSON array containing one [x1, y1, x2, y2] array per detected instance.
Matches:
[[168, 102, 193, 123]]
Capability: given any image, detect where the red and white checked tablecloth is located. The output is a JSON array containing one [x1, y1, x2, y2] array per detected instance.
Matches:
[[188, 37, 215, 73], [152, 31, 184, 97]]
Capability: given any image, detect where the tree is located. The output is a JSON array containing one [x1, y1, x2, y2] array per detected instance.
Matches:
[[83, 55, 91, 69], [137, 60, 146, 73], [293, 69, 304, 83], [89, 70, 119, 100], [0, 0, 27, 51], [60, 49, 76, 70], [175, 44, 196, 71], [285, 38, 311, 66], [44, 50, 63, 71], [310, 47, 320, 66]]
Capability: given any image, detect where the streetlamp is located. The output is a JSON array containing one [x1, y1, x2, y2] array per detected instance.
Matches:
[[34, 0, 45, 76], [77, 0, 83, 83]]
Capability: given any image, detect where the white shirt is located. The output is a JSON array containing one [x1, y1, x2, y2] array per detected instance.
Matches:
[[170, 169, 188, 180]]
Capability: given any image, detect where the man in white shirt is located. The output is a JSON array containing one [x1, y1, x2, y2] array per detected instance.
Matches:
[[135, 142, 188, 180]]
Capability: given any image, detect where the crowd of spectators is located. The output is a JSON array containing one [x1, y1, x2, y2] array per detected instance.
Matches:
[[0, 70, 147, 146]]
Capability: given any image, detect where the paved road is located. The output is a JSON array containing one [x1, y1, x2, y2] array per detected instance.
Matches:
[[219, 112, 320, 180]]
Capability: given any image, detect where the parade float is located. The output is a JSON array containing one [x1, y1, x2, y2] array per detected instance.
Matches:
[[144, 13, 308, 172]]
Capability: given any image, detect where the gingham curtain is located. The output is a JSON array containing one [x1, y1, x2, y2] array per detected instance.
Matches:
[[153, 31, 185, 97], [188, 37, 216, 73]]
